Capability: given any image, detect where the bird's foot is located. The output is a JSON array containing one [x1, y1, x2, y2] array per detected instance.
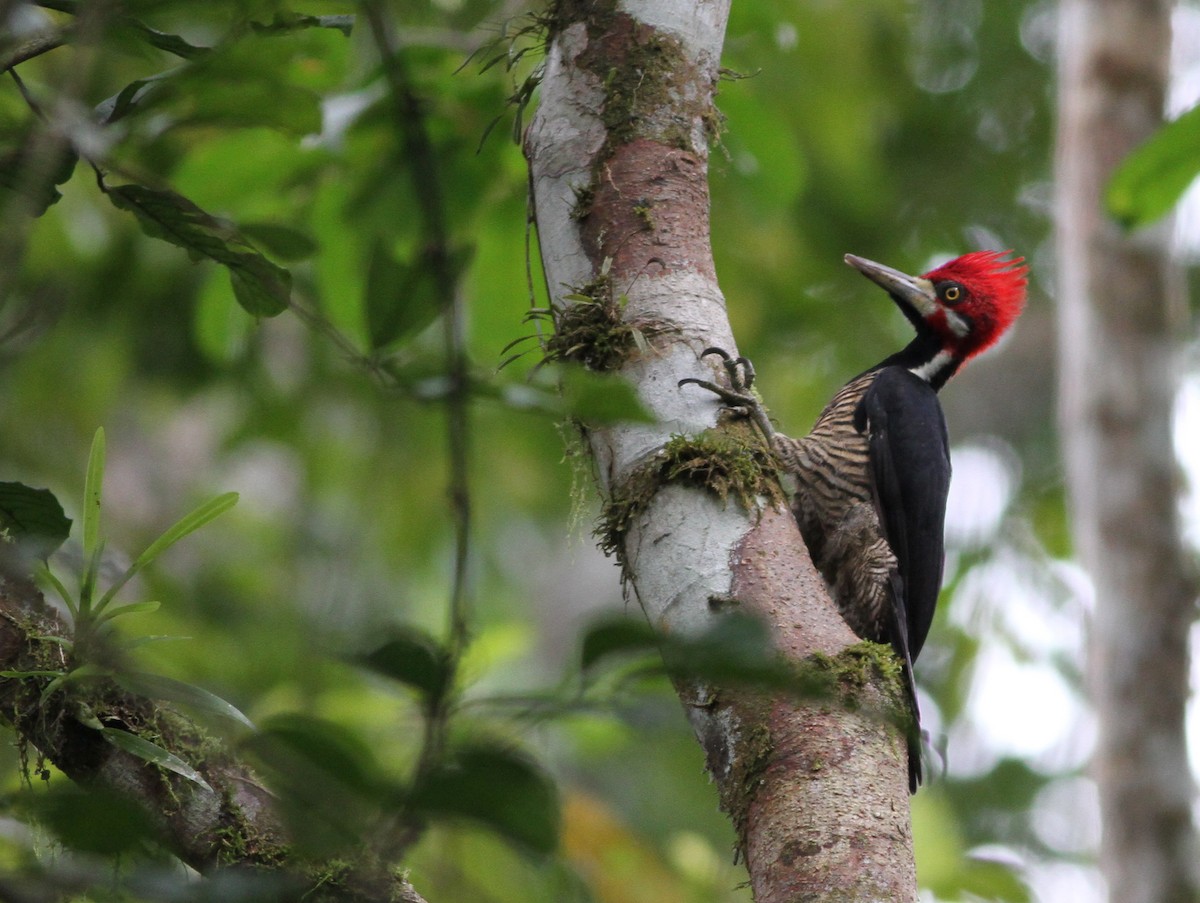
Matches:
[[679, 347, 774, 439]]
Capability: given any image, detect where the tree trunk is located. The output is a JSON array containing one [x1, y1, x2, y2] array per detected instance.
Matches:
[[1055, 2, 1199, 901], [525, 2, 917, 899]]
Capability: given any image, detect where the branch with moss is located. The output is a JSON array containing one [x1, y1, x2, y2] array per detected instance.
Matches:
[[0, 571, 427, 903]]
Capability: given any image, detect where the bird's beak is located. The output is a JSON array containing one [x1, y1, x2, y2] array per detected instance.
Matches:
[[844, 254, 939, 318]]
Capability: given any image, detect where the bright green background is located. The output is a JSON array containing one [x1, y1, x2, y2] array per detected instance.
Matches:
[[0, 1, 1115, 900]]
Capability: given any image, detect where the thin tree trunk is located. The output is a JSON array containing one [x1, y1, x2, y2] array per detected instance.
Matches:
[[1055, 2, 1199, 901], [525, 2, 917, 899]]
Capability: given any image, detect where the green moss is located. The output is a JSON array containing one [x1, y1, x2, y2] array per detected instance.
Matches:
[[304, 858, 354, 896], [632, 201, 655, 230], [212, 800, 289, 869], [569, 182, 595, 221], [718, 706, 774, 849], [599, 426, 784, 565], [593, 30, 700, 153], [797, 641, 908, 719], [548, 0, 722, 224], [717, 644, 910, 855]]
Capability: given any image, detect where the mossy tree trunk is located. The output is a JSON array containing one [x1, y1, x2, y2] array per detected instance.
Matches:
[[525, 2, 918, 899]]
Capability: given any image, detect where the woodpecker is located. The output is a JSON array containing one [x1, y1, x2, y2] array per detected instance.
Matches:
[[682, 250, 1027, 790]]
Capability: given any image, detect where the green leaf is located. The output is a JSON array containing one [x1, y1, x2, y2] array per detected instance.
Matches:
[[1107, 103, 1200, 228], [580, 612, 796, 690], [364, 239, 442, 350], [410, 745, 559, 855], [240, 222, 319, 261], [116, 671, 254, 729], [353, 627, 452, 704], [247, 713, 383, 797], [101, 728, 214, 793], [580, 617, 660, 671], [0, 137, 78, 216], [244, 713, 392, 854], [558, 367, 656, 425], [0, 482, 71, 561], [107, 185, 290, 317], [228, 255, 295, 317], [94, 492, 238, 614], [82, 427, 105, 560], [660, 611, 791, 688], [17, 786, 157, 856], [98, 33, 324, 135]]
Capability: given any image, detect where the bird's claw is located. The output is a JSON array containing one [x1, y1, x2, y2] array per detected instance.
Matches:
[[698, 346, 755, 392], [676, 377, 757, 409], [678, 347, 774, 440]]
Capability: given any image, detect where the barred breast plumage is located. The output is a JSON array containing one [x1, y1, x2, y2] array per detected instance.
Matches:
[[773, 371, 897, 642]]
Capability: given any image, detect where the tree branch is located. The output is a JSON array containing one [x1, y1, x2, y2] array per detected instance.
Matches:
[[0, 29, 67, 74], [0, 572, 427, 903]]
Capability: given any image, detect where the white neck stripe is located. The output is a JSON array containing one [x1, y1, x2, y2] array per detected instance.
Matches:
[[909, 348, 954, 383]]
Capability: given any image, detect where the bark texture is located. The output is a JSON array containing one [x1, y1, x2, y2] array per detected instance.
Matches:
[[526, 2, 917, 898], [1055, 2, 1199, 901]]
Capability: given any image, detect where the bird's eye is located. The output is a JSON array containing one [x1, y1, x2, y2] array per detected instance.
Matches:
[[942, 283, 963, 303]]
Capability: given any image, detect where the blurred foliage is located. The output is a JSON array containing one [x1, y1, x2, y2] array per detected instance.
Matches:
[[1107, 101, 1200, 228], [0, 0, 1086, 901]]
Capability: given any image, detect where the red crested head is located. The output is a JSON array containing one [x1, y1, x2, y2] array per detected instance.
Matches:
[[844, 249, 1028, 386], [920, 250, 1027, 360]]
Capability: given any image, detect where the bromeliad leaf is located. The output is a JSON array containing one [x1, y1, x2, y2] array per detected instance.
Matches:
[[107, 185, 291, 317], [96, 600, 161, 624], [93, 492, 238, 615], [101, 728, 214, 793], [116, 671, 254, 729], [0, 482, 71, 562], [83, 427, 105, 561]]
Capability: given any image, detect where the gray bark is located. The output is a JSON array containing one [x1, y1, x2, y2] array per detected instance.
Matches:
[[526, 2, 917, 898], [1055, 2, 1199, 901]]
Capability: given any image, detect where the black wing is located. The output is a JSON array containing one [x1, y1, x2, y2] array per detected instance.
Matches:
[[855, 366, 951, 790], [855, 366, 951, 664]]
